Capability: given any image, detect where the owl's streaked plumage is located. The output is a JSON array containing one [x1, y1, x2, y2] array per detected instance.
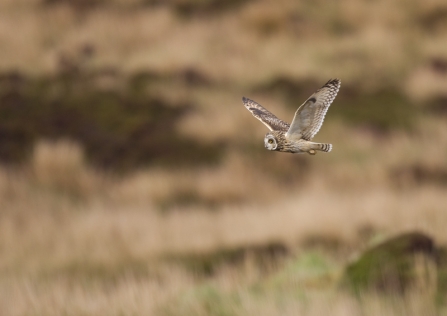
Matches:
[[242, 78, 340, 155]]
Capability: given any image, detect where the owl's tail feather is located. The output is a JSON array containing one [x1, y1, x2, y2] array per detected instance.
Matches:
[[313, 143, 332, 153]]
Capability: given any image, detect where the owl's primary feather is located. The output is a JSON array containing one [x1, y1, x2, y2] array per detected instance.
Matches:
[[242, 97, 290, 132], [286, 79, 340, 140]]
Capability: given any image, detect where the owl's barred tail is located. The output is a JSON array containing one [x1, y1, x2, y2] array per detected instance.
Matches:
[[314, 143, 332, 152]]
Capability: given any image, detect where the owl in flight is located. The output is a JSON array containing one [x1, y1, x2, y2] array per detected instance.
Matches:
[[242, 78, 340, 155]]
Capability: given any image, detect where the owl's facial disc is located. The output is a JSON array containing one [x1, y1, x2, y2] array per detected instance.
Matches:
[[264, 134, 277, 150]]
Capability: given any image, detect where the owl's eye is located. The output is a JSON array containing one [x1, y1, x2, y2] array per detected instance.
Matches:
[[268, 139, 274, 144]]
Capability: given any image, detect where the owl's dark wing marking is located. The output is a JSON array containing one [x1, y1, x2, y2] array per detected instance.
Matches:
[[286, 78, 340, 140], [242, 97, 290, 132]]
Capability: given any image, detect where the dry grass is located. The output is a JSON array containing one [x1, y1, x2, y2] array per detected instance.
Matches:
[[1, 119, 447, 314], [1, 0, 447, 99], [0, 271, 440, 316]]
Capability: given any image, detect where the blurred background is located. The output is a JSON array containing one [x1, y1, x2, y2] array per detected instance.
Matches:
[[1, 0, 447, 314]]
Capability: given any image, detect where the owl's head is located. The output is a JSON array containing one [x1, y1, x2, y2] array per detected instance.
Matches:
[[264, 133, 278, 150]]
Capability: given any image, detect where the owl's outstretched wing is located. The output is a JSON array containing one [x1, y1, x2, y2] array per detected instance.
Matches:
[[285, 79, 340, 141], [242, 97, 290, 132]]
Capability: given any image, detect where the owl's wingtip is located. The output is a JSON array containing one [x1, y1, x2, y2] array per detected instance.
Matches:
[[242, 96, 248, 102], [324, 78, 341, 89], [328, 78, 341, 84]]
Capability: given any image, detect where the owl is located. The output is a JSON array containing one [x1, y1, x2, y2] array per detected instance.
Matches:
[[242, 78, 340, 155]]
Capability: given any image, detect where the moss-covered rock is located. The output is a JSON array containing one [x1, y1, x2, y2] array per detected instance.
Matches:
[[343, 232, 436, 294]]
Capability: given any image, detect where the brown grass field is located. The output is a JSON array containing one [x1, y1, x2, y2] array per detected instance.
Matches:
[[1, 0, 447, 315]]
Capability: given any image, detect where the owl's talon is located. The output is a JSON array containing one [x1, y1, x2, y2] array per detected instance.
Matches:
[[309, 150, 316, 155]]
